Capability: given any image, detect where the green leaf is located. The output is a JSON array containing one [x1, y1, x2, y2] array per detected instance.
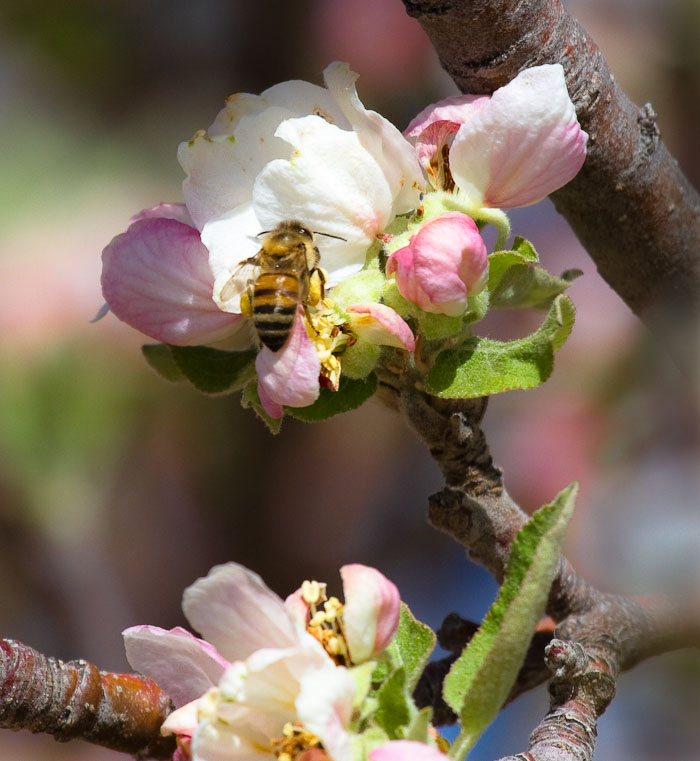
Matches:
[[141, 344, 184, 383], [405, 706, 433, 744], [241, 381, 282, 434], [488, 249, 574, 311], [444, 483, 578, 759], [374, 668, 411, 739], [170, 346, 257, 394], [284, 374, 378, 422], [386, 603, 436, 692], [426, 295, 575, 398], [511, 236, 539, 261]]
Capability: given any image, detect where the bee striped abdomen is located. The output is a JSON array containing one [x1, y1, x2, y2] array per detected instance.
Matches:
[[252, 271, 301, 351]]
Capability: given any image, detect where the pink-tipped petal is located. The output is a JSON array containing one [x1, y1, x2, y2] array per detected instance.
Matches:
[[122, 625, 229, 707], [370, 741, 447, 761], [161, 697, 200, 737], [346, 303, 415, 351], [257, 381, 285, 419], [449, 64, 587, 209], [101, 217, 242, 345], [284, 589, 310, 627], [404, 93, 488, 138], [255, 309, 321, 409], [387, 212, 488, 316], [182, 562, 303, 663], [340, 564, 400, 663]]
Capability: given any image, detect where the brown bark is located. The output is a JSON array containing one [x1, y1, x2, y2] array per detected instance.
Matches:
[[0, 639, 175, 760]]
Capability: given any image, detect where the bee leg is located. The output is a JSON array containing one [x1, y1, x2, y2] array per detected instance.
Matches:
[[240, 286, 253, 319], [309, 268, 327, 305]]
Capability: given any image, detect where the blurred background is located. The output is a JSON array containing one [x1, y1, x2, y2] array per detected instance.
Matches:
[[0, 0, 698, 759]]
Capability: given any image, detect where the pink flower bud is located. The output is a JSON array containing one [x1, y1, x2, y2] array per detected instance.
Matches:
[[340, 564, 400, 663], [386, 212, 488, 316], [346, 302, 415, 352]]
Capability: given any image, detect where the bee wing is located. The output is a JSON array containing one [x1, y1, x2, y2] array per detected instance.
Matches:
[[216, 257, 260, 312]]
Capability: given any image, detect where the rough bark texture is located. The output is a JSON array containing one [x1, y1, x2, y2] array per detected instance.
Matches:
[[0, 640, 175, 760], [404, 0, 700, 375]]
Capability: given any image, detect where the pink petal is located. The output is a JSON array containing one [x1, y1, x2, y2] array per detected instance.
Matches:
[[340, 564, 400, 663], [404, 93, 488, 137], [387, 213, 488, 316], [101, 217, 242, 345], [449, 64, 587, 208], [129, 203, 194, 227], [370, 741, 447, 761], [284, 588, 310, 627], [182, 562, 304, 663], [122, 625, 228, 707], [257, 381, 285, 419], [346, 303, 415, 351], [255, 309, 321, 409]]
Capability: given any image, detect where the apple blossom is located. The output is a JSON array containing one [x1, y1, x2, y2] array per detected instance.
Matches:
[[405, 64, 587, 210], [100, 63, 423, 413], [123, 561, 400, 761], [386, 212, 488, 316]]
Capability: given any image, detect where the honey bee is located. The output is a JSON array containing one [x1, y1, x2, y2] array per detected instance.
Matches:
[[221, 220, 334, 352]]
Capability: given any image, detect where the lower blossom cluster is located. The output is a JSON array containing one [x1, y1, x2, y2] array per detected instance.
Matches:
[[123, 562, 443, 761]]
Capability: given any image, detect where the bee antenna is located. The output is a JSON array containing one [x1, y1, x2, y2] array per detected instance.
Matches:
[[314, 231, 347, 242]]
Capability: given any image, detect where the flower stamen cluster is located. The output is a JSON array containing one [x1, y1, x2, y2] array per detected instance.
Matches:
[[272, 721, 323, 761]]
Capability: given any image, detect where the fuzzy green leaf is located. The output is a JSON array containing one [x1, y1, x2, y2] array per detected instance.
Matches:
[[170, 346, 257, 394], [284, 374, 378, 422], [405, 707, 433, 744], [426, 295, 575, 398], [511, 236, 539, 261], [444, 483, 578, 759], [488, 248, 574, 311], [241, 381, 282, 434], [141, 344, 185, 383], [375, 668, 411, 739], [386, 603, 436, 692]]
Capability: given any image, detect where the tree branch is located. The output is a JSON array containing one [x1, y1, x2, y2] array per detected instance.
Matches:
[[0, 639, 175, 760], [403, 0, 700, 374], [388, 378, 700, 760]]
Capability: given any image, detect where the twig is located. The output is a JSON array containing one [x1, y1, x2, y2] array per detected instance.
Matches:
[[0, 639, 175, 760], [387, 378, 700, 760]]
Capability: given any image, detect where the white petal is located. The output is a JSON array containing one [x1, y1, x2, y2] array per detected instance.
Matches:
[[192, 718, 271, 761], [123, 625, 228, 707], [207, 93, 268, 138], [220, 646, 329, 724], [203, 202, 262, 313], [253, 116, 390, 284], [261, 79, 351, 129], [323, 62, 424, 215], [182, 563, 303, 662], [296, 666, 354, 761], [179, 106, 297, 230]]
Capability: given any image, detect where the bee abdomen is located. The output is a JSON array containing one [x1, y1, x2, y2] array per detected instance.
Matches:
[[252, 272, 300, 352]]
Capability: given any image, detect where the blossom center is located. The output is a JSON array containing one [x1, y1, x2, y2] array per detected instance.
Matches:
[[301, 579, 349, 665], [305, 298, 347, 392], [271, 721, 323, 761]]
